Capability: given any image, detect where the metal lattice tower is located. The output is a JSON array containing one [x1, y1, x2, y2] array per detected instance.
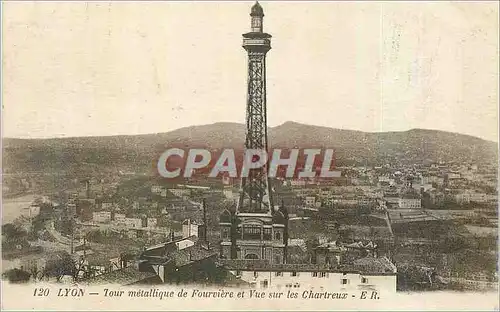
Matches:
[[237, 1, 274, 214]]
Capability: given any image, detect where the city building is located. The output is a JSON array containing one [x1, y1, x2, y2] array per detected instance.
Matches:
[[93, 211, 112, 223], [28, 204, 41, 219], [223, 187, 238, 199], [383, 189, 400, 205], [290, 179, 307, 187], [125, 218, 143, 228], [454, 190, 495, 204], [398, 193, 422, 209], [138, 238, 222, 284], [221, 258, 397, 291], [147, 218, 158, 228], [305, 196, 316, 207], [182, 219, 200, 238], [102, 202, 114, 210], [169, 188, 191, 198], [151, 185, 163, 194]]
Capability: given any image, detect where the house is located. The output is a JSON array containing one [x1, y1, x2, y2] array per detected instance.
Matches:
[[223, 188, 238, 199], [305, 196, 316, 207], [101, 202, 114, 210], [220, 257, 397, 292], [314, 241, 347, 266], [151, 185, 164, 194], [383, 190, 400, 205], [113, 213, 126, 221], [147, 218, 158, 228], [138, 238, 222, 284], [82, 253, 122, 277], [182, 219, 200, 238], [28, 204, 41, 218], [124, 218, 143, 228], [290, 179, 306, 187], [455, 191, 493, 204], [92, 211, 111, 223], [169, 188, 191, 198], [398, 193, 422, 209]]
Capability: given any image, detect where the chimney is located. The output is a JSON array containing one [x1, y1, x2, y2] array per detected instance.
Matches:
[[202, 199, 208, 245], [230, 207, 237, 259], [281, 199, 289, 264], [85, 180, 90, 199]]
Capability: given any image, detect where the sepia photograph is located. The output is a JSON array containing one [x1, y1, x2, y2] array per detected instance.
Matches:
[[1, 1, 499, 310]]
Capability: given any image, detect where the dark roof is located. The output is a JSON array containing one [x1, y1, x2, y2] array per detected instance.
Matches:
[[138, 256, 170, 266], [272, 210, 285, 224], [141, 237, 198, 258], [74, 244, 91, 252], [401, 192, 421, 199], [353, 256, 397, 274], [220, 209, 231, 223], [86, 253, 117, 266], [220, 258, 397, 275], [140, 242, 217, 268], [344, 241, 378, 250], [250, 1, 264, 16], [220, 259, 356, 273], [224, 272, 252, 287], [170, 245, 217, 267], [83, 267, 161, 285]]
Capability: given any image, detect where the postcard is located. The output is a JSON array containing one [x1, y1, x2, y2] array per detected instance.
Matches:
[[1, 1, 498, 310]]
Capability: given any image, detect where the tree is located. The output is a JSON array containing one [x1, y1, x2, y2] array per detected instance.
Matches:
[[2, 268, 31, 283], [2, 223, 29, 251], [43, 251, 77, 282], [369, 226, 376, 238], [2, 223, 27, 241], [442, 236, 469, 253], [21, 258, 46, 281], [338, 227, 354, 242], [305, 237, 320, 264]]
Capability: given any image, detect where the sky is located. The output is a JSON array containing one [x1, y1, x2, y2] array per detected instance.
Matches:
[[2, 1, 499, 141]]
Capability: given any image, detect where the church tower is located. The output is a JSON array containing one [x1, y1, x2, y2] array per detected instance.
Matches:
[[219, 2, 288, 264]]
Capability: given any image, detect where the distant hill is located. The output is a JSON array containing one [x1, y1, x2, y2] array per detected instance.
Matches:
[[3, 121, 497, 175]]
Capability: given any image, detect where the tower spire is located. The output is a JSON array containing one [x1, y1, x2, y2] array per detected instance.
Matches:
[[250, 1, 264, 32]]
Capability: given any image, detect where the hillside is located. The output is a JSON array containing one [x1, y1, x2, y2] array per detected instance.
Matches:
[[3, 121, 497, 175]]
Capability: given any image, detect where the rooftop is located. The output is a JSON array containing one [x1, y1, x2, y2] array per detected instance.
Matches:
[[219, 258, 396, 275], [169, 245, 218, 267], [250, 1, 264, 17], [353, 256, 397, 274], [140, 240, 217, 267], [82, 267, 161, 285]]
